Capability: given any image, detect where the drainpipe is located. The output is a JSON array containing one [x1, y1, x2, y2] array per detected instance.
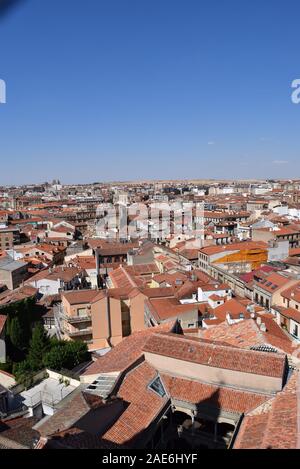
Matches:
[[214, 422, 218, 444], [191, 412, 195, 436], [95, 248, 101, 288], [106, 294, 112, 347]]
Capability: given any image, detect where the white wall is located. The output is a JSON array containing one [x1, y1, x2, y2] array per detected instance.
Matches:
[[198, 287, 230, 302], [289, 208, 300, 220], [28, 278, 60, 296], [273, 206, 289, 216], [0, 336, 6, 363], [268, 241, 289, 262]]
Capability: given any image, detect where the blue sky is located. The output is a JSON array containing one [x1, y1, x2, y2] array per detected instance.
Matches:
[[0, 0, 300, 184]]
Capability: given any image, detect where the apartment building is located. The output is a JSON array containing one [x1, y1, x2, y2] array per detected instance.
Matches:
[[27, 266, 86, 296], [0, 256, 28, 290], [253, 225, 300, 249], [253, 272, 299, 310], [272, 305, 300, 341], [198, 241, 268, 275], [0, 227, 20, 250]]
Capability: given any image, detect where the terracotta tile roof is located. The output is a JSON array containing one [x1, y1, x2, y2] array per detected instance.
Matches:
[[27, 265, 82, 283], [200, 241, 268, 256], [91, 287, 135, 302], [162, 374, 269, 414], [276, 226, 300, 236], [32, 243, 66, 254], [209, 294, 224, 302], [137, 287, 175, 299], [109, 265, 138, 290], [289, 247, 300, 257], [178, 248, 200, 260], [239, 265, 278, 283], [201, 316, 296, 355], [87, 239, 138, 254], [0, 416, 40, 449], [200, 283, 230, 292], [234, 371, 300, 449], [102, 362, 168, 446], [198, 302, 214, 316], [254, 272, 293, 293], [0, 285, 37, 306], [143, 332, 286, 378], [62, 289, 100, 305], [281, 282, 300, 303], [273, 305, 300, 324], [146, 297, 198, 321], [174, 280, 198, 299], [36, 388, 103, 437], [83, 322, 178, 376], [72, 256, 96, 269], [152, 271, 188, 286], [45, 427, 125, 449], [50, 226, 74, 234], [206, 298, 251, 323], [124, 264, 159, 276]]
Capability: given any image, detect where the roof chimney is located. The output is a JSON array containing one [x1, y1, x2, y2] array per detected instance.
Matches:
[[260, 323, 267, 332], [256, 317, 262, 326]]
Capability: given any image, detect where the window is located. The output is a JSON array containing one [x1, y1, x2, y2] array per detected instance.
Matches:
[[77, 308, 87, 317], [293, 325, 298, 337], [149, 376, 166, 398]]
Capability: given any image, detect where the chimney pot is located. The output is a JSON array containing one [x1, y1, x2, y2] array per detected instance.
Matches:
[[260, 323, 267, 332]]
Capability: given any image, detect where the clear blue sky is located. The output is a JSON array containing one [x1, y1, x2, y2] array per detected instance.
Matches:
[[0, 0, 300, 184]]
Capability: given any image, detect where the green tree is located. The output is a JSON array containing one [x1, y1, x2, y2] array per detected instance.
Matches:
[[66, 341, 89, 368], [44, 340, 89, 371], [13, 359, 35, 388], [43, 344, 69, 371], [3, 296, 37, 361], [27, 322, 50, 371], [9, 317, 26, 353]]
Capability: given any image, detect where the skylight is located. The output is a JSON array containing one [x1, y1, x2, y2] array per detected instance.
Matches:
[[148, 376, 166, 398]]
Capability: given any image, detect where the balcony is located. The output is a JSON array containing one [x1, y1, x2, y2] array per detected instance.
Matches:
[[67, 327, 92, 337], [64, 314, 92, 324]]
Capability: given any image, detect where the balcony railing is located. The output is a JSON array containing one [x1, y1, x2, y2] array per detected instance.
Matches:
[[67, 327, 92, 337], [64, 314, 92, 324]]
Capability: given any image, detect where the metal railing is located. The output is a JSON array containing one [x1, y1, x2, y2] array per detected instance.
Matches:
[[68, 327, 92, 337]]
